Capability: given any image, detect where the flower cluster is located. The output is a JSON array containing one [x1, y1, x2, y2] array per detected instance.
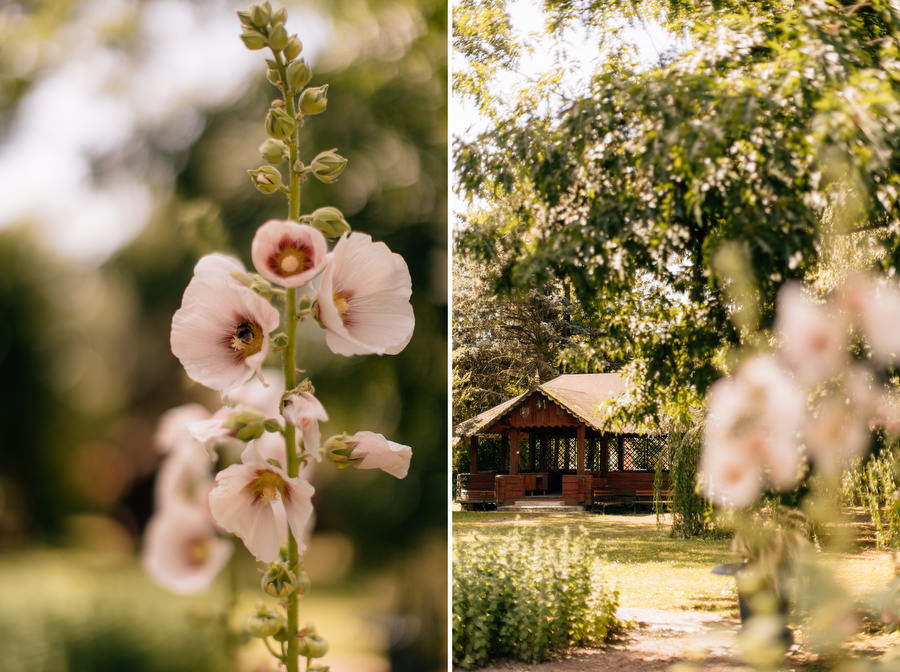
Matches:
[[700, 274, 900, 508], [142, 4, 415, 670]]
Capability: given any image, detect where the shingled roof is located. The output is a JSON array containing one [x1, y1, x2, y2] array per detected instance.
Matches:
[[454, 373, 630, 437]]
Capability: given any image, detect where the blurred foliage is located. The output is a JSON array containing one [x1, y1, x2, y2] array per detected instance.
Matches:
[[0, 0, 447, 575], [453, 0, 900, 427], [842, 441, 900, 549]]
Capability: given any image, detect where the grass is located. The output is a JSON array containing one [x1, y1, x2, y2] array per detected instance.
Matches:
[[453, 511, 899, 616]]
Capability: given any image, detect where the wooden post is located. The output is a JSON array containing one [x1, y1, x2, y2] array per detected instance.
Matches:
[[469, 435, 478, 473], [577, 424, 585, 475], [502, 434, 509, 473], [509, 429, 520, 475], [600, 434, 609, 475]]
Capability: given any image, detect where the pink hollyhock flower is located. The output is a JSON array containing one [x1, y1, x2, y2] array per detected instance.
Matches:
[[154, 443, 214, 513], [155, 403, 212, 454], [208, 444, 315, 562], [840, 274, 900, 365], [345, 431, 412, 479], [170, 254, 280, 393], [316, 232, 414, 356], [282, 392, 329, 459], [224, 367, 284, 418], [187, 406, 245, 459], [700, 355, 806, 508], [143, 503, 232, 594], [251, 219, 328, 288], [803, 393, 870, 479], [774, 282, 847, 385]]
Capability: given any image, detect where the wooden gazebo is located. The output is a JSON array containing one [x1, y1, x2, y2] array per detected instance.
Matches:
[[454, 373, 669, 508]]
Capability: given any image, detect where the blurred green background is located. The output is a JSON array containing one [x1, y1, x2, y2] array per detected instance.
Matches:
[[0, 0, 447, 670]]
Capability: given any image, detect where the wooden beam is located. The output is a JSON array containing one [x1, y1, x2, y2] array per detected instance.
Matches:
[[509, 429, 520, 475], [577, 424, 585, 475]]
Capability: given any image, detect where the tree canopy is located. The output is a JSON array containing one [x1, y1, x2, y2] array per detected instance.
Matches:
[[454, 0, 900, 426]]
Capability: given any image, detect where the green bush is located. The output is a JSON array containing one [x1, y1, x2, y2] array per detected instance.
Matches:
[[452, 528, 619, 669]]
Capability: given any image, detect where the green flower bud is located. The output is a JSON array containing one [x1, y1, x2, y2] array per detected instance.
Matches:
[[260, 138, 288, 164], [240, 29, 267, 50], [268, 22, 288, 51], [263, 417, 282, 432], [298, 634, 329, 659], [308, 206, 350, 238], [272, 7, 287, 24], [265, 106, 295, 140], [237, 10, 255, 29], [299, 84, 328, 115], [224, 408, 266, 441], [324, 434, 357, 469], [249, 165, 283, 194], [246, 604, 285, 639], [261, 561, 298, 599], [249, 3, 270, 28], [296, 568, 312, 596], [283, 36, 303, 61], [266, 67, 282, 87], [310, 149, 348, 184], [286, 59, 312, 91]]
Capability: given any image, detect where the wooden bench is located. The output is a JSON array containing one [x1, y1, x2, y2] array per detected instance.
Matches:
[[592, 488, 633, 513], [633, 489, 672, 513]]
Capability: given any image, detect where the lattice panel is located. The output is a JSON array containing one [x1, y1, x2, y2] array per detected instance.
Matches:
[[622, 435, 668, 471], [586, 438, 603, 471]]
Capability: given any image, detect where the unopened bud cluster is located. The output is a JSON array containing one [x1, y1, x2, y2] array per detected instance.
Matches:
[[243, 1, 346, 197]]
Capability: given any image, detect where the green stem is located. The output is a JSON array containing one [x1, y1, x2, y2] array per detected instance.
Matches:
[[274, 47, 302, 672]]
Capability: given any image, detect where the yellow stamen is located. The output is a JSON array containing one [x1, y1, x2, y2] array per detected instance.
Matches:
[[231, 320, 263, 358], [187, 538, 209, 566], [333, 293, 351, 318], [245, 469, 287, 504]]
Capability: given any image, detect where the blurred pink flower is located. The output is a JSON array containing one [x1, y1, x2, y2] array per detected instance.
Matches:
[[155, 403, 211, 454], [700, 355, 806, 508], [251, 219, 328, 288], [224, 367, 284, 418], [774, 282, 847, 385], [170, 254, 280, 393], [803, 394, 870, 479], [841, 274, 900, 365], [154, 443, 214, 513], [346, 430, 412, 479], [208, 444, 314, 562], [187, 406, 243, 459], [316, 232, 414, 356], [143, 503, 232, 594], [282, 392, 329, 459]]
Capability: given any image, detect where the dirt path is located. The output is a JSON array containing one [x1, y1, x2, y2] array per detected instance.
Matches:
[[471, 607, 751, 672], [469, 607, 899, 671]]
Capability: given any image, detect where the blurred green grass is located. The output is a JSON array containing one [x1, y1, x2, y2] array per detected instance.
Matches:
[[0, 543, 416, 672]]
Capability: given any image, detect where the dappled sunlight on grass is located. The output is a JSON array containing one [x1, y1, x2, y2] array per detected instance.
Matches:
[[453, 511, 739, 613]]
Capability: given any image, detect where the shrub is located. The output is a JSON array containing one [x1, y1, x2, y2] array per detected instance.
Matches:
[[668, 424, 719, 538], [452, 528, 619, 669]]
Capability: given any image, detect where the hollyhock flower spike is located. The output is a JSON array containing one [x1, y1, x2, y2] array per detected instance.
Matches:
[[143, 502, 233, 594], [251, 219, 328, 288], [282, 391, 329, 459], [317, 232, 414, 356], [208, 443, 315, 563], [171, 254, 280, 393]]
